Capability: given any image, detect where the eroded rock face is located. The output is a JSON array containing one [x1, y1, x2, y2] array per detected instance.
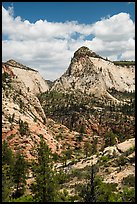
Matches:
[[116, 138, 135, 153], [3, 61, 95, 159], [102, 138, 135, 157], [3, 60, 49, 95], [2, 62, 52, 159], [51, 46, 135, 101]]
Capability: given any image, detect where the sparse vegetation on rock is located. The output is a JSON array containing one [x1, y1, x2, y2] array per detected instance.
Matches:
[[2, 47, 135, 202]]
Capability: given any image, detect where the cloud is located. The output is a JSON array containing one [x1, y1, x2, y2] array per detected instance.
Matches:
[[2, 6, 135, 81], [128, 2, 135, 4], [91, 13, 134, 41]]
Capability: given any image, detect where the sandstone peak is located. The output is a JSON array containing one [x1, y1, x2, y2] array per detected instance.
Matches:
[[51, 47, 135, 100], [6, 59, 37, 72], [6, 59, 17, 64], [74, 46, 102, 58], [3, 60, 49, 95]]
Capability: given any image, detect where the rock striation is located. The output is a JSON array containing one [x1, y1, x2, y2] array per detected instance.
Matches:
[[2, 61, 53, 159], [3, 59, 49, 95], [51, 46, 135, 101]]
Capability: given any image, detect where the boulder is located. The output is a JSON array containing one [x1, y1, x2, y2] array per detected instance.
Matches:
[[116, 138, 135, 153]]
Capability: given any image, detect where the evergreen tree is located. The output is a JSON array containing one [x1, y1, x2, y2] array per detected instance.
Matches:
[[18, 119, 29, 136], [91, 137, 98, 154], [79, 164, 97, 202], [30, 135, 58, 202], [79, 124, 85, 134], [2, 164, 13, 202], [2, 140, 14, 168], [78, 165, 118, 202], [13, 151, 28, 198], [104, 131, 117, 147], [61, 149, 72, 167], [84, 141, 91, 157], [2, 141, 15, 201]]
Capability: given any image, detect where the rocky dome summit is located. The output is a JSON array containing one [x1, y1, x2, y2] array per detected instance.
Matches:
[[5, 59, 37, 72], [2, 60, 49, 95], [6, 59, 26, 67], [74, 46, 102, 59], [51, 46, 135, 99]]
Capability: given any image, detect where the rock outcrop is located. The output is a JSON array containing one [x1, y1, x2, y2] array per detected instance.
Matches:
[[3, 59, 49, 95], [2, 61, 53, 159], [51, 46, 135, 101], [116, 138, 135, 153]]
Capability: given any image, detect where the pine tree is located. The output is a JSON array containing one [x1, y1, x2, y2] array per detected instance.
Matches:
[[2, 141, 15, 201], [30, 135, 58, 202], [13, 151, 28, 198], [78, 164, 119, 202], [91, 137, 98, 154], [2, 140, 14, 167], [2, 164, 13, 202], [104, 131, 117, 147], [18, 119, 29, 136], [84, 141, 91, 157], [79, 165, 97, 202]]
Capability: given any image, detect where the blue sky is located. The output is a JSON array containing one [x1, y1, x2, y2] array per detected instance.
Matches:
[[2, 2, 135, 23], [2, 2, 135, 81]]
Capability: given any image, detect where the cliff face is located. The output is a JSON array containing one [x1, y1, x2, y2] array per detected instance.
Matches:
[[3, 59, 49, 95], [51, 46, 135, 100], [2, 61, 56, 159], [2, 60, 92, 159], [2, 56, 135, 199]]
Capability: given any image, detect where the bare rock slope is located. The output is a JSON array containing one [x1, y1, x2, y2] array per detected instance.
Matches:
[[2, 61, 90, 159], [51, 46, 135, 101], [3, 59, 49, 95], [2, 61, 55, 159]]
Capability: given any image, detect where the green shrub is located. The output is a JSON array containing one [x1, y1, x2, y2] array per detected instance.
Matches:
[[123, 146, 135, 157], [7, 134, 15, 141], [100, 155, 109, 163], [104, 131, 117, 147], [18, 119, 29, 136], [57, 189, 77, 202], [2, 72, 12, 84], [119, 187, 135, 202], [19, 99, 24, 110], [10, 195, 33, 202], [113, 61, 135, 67], [116, 155, 128, 166], [79, 125, 86, 134], [77, 174, 118, 202], [71, 168, 84, 179], [122, 175, 135, 187], [76, 134, 83, 142], [95, 180, 118, 202], [56, 170, 67, 184]]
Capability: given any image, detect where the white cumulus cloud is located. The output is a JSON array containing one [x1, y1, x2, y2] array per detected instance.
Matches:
[[2, 5, 135, 81]]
